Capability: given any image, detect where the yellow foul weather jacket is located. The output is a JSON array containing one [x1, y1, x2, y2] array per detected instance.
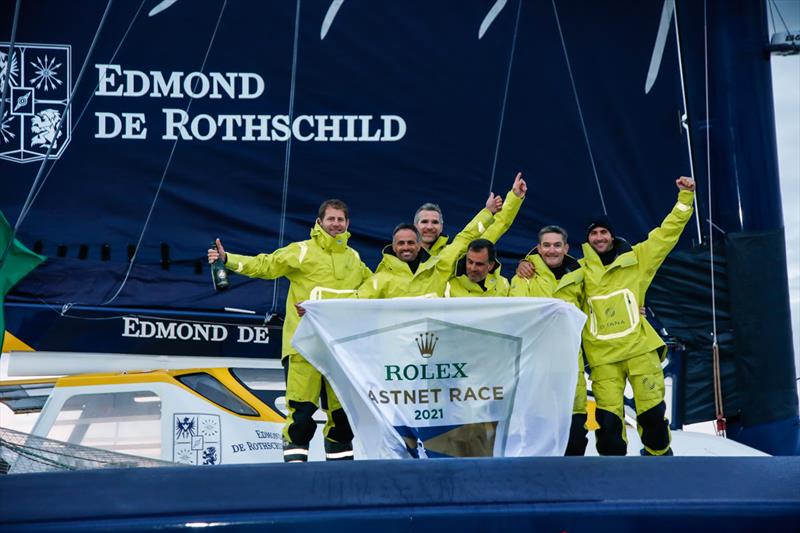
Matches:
[[579, 189, 695, 367], [427, 189, 524, 257], [225, 223, 372, 359], [444, 258, 509, 297], [509, 252, 584, 307]]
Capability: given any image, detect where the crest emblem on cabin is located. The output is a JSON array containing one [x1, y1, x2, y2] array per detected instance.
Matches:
[[0, 42, 71, 163], [173, 414, 222, 465]]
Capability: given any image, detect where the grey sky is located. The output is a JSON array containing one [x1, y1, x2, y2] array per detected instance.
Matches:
[[769, 0, 799, 373]]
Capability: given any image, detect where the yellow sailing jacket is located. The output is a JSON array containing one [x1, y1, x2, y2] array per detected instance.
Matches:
[[579, 190, 695, 366], [226, 223, 372, 358]]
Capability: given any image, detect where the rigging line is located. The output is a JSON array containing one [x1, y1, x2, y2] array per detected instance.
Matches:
[[101, 0, 229, 306], [26, 0, 148, 212], [0, 0, 114, 271], [703, 0, 724, 438], [269, 0, 302, 315], [551, 0, 607, 215], [487, 0, 521, 194], [767, 0, 776, 34], [770, 0, 792, 34], [672, 0, 704, 243], [0, 0, 21, 123]]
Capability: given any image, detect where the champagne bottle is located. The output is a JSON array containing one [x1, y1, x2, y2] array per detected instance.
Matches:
[[211, 241, 230, 290]]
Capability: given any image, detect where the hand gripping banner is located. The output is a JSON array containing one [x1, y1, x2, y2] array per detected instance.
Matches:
[[293, 298, 586, 459]]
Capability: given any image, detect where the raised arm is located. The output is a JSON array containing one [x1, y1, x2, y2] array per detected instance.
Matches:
[[633, 176, 696, 284], [481, 172, 526, 243]]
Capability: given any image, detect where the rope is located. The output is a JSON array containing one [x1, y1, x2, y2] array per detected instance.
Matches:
[[102, 0, 229, 305], [0, 0, 114, 270], [550, 0, 607, 215], [703, 0, 725, 437], [26, 0, 149, 212], [268, 0, 302, 317], [0, 0, 21, 123], [671, 0, 704, 243], [487, 0, 521, 194]]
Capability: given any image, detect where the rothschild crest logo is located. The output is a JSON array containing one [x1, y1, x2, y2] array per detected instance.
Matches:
[[0, 42, 72, 163], [415, 331, 439, 358]]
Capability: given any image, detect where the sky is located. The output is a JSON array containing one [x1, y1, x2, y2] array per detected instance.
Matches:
[[769, 0, 800, 376]]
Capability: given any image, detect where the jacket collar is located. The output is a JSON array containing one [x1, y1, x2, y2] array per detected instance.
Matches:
[[310, 223, 350, 252], [582, 237, 635, 270], [378, 244, 432, 274], [454, 254, 502, 277]]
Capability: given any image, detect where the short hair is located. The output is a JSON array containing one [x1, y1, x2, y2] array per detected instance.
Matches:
[[318, 199, 349, 220], [413, 203, 444, 225], [538, 225, 568, 243], [467, 238, 496, 263], [392, 223, 421, 241]]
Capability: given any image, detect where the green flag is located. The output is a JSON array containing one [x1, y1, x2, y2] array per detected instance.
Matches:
[[1, 211, 45, 347]]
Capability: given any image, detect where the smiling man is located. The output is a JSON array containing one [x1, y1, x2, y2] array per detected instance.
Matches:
[[415, 172, 526, 258], [581, 176, 696, 457], [208, 199, 371, 463], [510, 225, 588, 455]]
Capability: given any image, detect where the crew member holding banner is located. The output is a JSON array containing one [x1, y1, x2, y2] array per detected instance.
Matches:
[[208, 199, 371, 462], [510, 225, 588, 455], [580, 176, 695, 456]]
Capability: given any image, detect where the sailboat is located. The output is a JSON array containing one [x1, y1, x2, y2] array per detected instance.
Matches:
[[1, 0, 798, 529]]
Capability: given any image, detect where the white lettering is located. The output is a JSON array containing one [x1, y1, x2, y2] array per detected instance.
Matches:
[[176, 323, 193, 340], [95, 112, 122, 138], [316, 115, 343, 141], [239, 73, 265, 99], [162, 108, 192, 140], [237, 326, 254, 343], [122, 316, 139, 337], [291, 115, 315, 141], [190, 114, 217, 141], [123, 69, 150, 97], [150, 71, 184, 98], [358, 115, 382, 141], [156, 321, 177, 340], [140, 320, 156, 338], [184, 72, 210, 98], [209, 72, 237, 99], [381, 115, 406, 141], [122, 113, 147, 139], [95, 64, 123, 96]]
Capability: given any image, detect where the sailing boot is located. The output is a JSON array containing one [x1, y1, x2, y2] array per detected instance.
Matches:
[[283, 400, 318, 463], [565, 413, 589, 456], [594, 408, 627, 456], [637, 401, 672, 456], [323, 407, 354, 460]]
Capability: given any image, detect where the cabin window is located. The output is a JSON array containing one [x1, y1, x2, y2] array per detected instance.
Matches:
[[231, 368, 286, 416], [177, 373, 258, 416], [46, 391, 162, 459]]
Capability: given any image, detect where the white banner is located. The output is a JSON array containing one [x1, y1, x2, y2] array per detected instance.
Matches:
[[293, 297, 586, 459]]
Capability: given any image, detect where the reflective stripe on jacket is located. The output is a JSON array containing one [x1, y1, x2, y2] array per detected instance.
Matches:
[[226, 223, 372, 358], [579, 190, 694, 366]]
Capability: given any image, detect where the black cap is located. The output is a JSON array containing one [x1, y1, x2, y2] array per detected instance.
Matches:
[[586, 216, 615, 240]]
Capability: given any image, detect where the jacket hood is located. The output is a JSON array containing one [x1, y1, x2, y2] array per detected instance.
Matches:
[[378, 243, 431, 271], [454, 254, 502, 277], [582, 237, 632, 266], [310, 223, 351, 252]]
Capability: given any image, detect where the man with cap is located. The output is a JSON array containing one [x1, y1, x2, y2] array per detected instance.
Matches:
[[580, 176, 696, 456]]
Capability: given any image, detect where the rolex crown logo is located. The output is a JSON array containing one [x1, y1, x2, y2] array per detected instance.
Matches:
[[415, 332, 439, 358]]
